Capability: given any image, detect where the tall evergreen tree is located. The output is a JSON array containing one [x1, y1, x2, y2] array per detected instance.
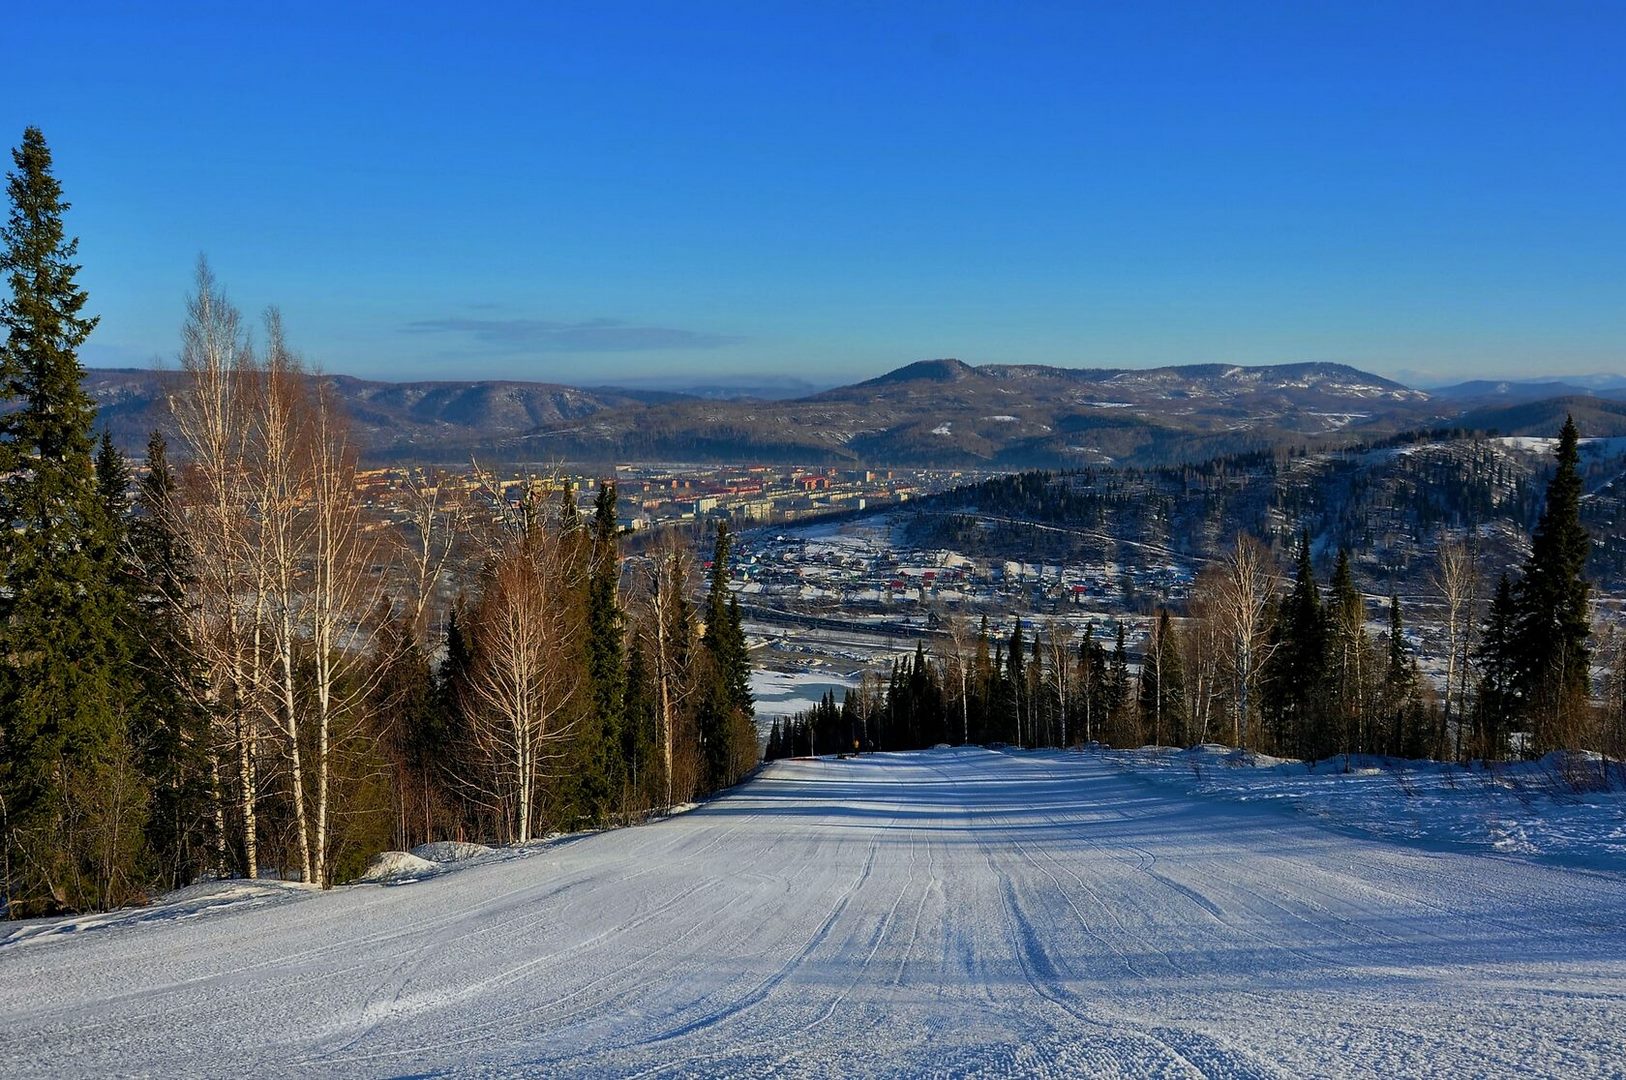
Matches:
[[1380, 596, 1423, 756], [1265, 534, 1329, 759], [1326, 549, 1371, 757], [1006, 621, 1026, 746], [370, 610, 444, 848], [1475, 574, 1520, 759], [622, 641, 662, 805], [571, 482, 627, 824], [1513, 416, 1593, 750], [1107, 624, 1130, 743], [1137, 610, 1187, 747], [128, 431, 216, 888], [0, 127, 146, 914], [699, 524, 754, 790]]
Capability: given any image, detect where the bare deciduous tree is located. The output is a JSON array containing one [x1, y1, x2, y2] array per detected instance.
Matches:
[[1432, 536, 1480, 761], [643, 532, 698, 807], [462, 499, 583, 844], [1205, 534, 1281, 750], [940, 609, 974, 745], [1045, 619, 1073, 748], [169, 259, 261, 879]]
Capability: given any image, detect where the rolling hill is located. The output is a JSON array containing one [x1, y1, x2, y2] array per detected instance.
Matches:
[[70, 360, 1626, 469]]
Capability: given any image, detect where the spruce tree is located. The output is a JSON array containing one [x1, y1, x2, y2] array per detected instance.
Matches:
[[1475, 574, 1520, 759], [1513, 416, 1593, 750], [1007, 621, 1025, 746], [370, 610, 443, 847], [1107, 624, 1130, 743], [573, 482, 627, 824], [129, 431, 216, 887], [0, 128, 145, 914], [622, 642, 662, 805], [699, 524, 753, 789], [1380, 596, 1419, 756], [1326, 549, 1371, 757], [1265, 534, 1329, 759], [1137, 610, 1187, 747]]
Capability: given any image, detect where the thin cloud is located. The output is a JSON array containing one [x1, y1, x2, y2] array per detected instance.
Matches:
[[404, 317, 743, 353]]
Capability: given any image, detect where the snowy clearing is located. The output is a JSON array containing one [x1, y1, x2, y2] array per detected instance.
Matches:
[[1100, 744, 1626, 874], [749, 668, 861, 721], [3, 749, 1624, 1077]]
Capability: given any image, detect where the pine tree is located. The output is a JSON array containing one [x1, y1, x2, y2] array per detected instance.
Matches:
[[1264, 534, 1329, 759], [1078, 624, 1105, 745], [573, 482, 627, 824], [1474, 574, 1520, 759], [1007, 621, 1025, 746], [1380, 595, 1420, 756], [435, 606, 477, 831], [128, 431, 216, 888], [1513, 416, 1593, 751], [622, 641, 662, 805], [1137, 610, 1187, 747], [699, 524, 754, 790], [1326, 549, 1371, 757], [1107, 624, 1130, 744], [371, 610, 444, 848], [0, 128, 146, 914]]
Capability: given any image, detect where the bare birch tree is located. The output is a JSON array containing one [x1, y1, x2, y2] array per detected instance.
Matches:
[[1208, 534, 1280, 750], [248, 315, 317, 883], [461, 483, 583, 843], [1045, 619, 1073, 748], [304, 375, 393, 885], [940, 610, 974, 746], [643, 532, 698, 808], [169, 259, 261, 878], [1431, 536, 1480, 761]]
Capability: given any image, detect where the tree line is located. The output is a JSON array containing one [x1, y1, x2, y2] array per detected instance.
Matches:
[[0, 129, 757, 916], [772, 417, 1618, 767]]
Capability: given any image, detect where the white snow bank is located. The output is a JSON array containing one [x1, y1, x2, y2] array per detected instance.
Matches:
[[410, 841, 495, 864], [0, 879, 318, 949], [356, 851, 441, 883], [1093, 743, 1626, 872]]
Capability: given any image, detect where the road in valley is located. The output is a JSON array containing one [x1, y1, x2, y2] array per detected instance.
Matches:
[[2, 749, 1622, 1078]]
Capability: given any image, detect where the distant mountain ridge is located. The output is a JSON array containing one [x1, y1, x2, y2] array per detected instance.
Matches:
[[68, 359, 1626, 467], [75, 368, 682, 457]]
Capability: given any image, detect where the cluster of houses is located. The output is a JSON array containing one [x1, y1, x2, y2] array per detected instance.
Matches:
[[726, 522, 1197, 619]]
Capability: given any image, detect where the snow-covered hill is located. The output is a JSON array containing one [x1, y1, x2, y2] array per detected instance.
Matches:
[[2, 749, 1622, 1077]]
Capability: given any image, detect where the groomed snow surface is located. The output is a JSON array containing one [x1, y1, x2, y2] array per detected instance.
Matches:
[[3, 749, 1624, 1078]]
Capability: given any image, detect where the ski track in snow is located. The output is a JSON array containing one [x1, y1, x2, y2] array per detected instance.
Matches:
[[2, 750, 1624, 1078]]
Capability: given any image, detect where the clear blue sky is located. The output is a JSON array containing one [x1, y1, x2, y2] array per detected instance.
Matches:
[[8, 2, 1625, 386]]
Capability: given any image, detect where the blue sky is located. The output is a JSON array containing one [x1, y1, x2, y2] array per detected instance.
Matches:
[[8, 2, 1625, 386]]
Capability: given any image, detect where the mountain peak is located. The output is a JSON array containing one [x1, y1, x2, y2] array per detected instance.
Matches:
[[860, 358, 980, 386]]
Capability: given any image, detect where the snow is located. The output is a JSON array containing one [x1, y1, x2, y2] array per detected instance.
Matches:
[[749, 668, 860, 719], [1098, 744, 1626, 873], [3, 749, 1625, 1076], [412, 841, 496, 864], [357, 851, 440, 884]]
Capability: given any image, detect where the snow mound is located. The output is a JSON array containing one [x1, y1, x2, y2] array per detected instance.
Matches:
[[410, 841, 494, 864], [1, 879, 317, 949], [357, 851, 440, 883]]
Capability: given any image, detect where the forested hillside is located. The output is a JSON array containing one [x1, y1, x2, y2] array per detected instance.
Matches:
[[902, 432, 1626, 589], [0, 132, 756, 917]]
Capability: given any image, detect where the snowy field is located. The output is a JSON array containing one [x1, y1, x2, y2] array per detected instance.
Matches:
[[749, 668, 860, 721], [3, 749, 1625, 1077]]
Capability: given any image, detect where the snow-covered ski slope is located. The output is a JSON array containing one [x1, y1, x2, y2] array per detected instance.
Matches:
[[3, 749, 1624, 1078]]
